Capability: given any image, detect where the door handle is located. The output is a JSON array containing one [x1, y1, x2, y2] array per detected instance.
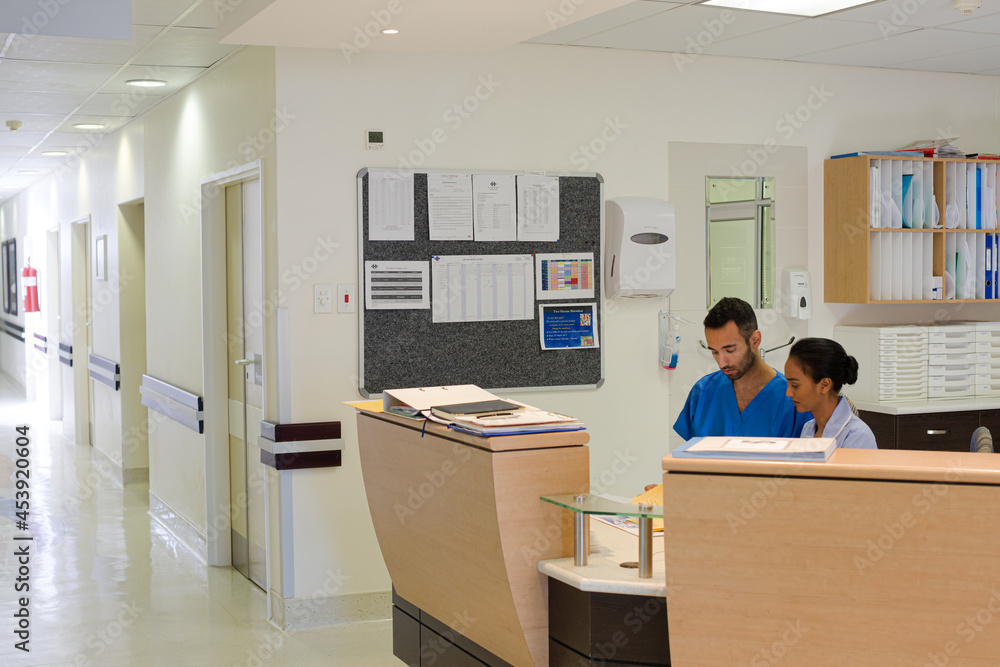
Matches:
[[235, 358, 254, 366]]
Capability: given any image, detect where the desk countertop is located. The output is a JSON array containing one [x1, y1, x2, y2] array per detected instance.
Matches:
[[663, 447, 1000, 483], [854, 398, 1000, 415], [537, 520, 667, 597]]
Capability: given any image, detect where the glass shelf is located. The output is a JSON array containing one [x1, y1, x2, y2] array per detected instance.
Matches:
[[541, 494, 662, 518], [541, 494, 661, 578]]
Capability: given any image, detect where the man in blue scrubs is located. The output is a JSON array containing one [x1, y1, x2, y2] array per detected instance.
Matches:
[[674, 297, 811, 440]]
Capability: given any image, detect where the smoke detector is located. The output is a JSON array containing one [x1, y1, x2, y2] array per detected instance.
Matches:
[[5, 120, 22, 131], [953, 0, 982, 16]]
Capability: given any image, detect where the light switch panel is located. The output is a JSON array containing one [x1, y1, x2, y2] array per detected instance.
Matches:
[[314, 284, 333, 313]]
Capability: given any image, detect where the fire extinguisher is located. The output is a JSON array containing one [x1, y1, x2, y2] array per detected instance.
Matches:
[[22, 260, 39, 313]]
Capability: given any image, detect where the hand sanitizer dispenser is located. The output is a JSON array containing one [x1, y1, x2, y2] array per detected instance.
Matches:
[[783, 268, 812, 320], [605, 197, 675, 299]]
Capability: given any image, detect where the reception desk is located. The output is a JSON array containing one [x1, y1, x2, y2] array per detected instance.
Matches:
[[356, 409, 590, 666], [662, 448, 1000, 666]]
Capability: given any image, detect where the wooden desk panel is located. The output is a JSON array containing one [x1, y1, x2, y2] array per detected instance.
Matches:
[[661, 464, 1000, 666], [359, 412, 590, 666]]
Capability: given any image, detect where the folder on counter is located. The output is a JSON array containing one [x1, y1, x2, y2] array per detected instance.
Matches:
[[672, 436, 837, 462]]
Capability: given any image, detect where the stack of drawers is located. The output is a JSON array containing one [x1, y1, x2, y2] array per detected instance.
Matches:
[[927, 325, 977, 399], [836, 325, 927, 402], [976, 322, 1000, 396]]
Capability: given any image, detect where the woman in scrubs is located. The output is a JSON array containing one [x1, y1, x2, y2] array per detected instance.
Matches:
[[784, 338, 877, 449]]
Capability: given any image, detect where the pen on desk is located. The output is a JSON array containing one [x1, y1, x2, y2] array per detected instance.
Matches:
[[479, 413, 513, 419]]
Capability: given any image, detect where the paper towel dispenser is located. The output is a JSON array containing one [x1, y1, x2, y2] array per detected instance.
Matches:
[[605, 197, 675, 299]]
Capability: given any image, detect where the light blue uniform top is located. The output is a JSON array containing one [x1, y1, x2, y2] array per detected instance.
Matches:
[[674, 370, 811, 441], [800, 395, 877, 449]]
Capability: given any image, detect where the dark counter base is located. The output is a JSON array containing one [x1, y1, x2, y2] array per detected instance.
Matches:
[[392, 589, 513, 667], [548, 578, 670, 666], [860, 409, 1000, 452]]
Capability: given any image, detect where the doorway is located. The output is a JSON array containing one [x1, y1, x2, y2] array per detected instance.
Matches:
[[225, 177, 266, 589], [67, 217, 91, 446], [46, 228, 61, 420]]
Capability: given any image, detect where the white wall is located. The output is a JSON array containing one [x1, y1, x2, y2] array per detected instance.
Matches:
[[275, 43, 998, 596], [143, 46, 278, 538], [0, 121, 145, 467]]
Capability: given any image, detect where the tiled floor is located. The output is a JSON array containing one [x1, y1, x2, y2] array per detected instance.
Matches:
[[0, 377, 398, 666]]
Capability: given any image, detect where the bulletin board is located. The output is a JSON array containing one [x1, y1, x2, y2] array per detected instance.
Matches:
[[357, 167, 604, 397]]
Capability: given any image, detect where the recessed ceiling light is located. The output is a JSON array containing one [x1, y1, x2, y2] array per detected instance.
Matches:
[[41, 151, 69, 156], [701, 0, 871, 17], [73, 123, 105, 130], [383, 28, 399, 34], [126, 79, 167, 88]]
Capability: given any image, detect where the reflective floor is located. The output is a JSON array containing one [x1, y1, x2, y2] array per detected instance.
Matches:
[[0, 378, 397, 666]]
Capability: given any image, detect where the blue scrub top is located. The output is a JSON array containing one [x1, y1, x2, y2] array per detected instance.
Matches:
[[800, 395, 877, 449], [674, 370, 811, 440]]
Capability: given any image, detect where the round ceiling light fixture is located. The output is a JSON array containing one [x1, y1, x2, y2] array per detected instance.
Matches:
[[126, 79, 167, 88]]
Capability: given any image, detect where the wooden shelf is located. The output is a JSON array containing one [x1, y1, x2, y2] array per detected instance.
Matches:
[[825, 155, 999, 304]]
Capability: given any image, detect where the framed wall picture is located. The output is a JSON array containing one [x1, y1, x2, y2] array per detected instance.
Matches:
[[96, 235, 107, 281], [1, 239, 16, 315], [0, 240, 8, 315]]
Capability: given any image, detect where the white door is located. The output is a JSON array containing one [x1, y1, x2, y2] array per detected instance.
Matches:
[[226, 178, 267, 588]]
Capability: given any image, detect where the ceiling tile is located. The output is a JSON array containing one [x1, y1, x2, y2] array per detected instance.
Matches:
[[77, 92, 164, 117], [940, 11, 1000, 35], [526, 1, 681, 45], [830, 0, 1000, 28], [0, 61, 120, 93], [131, 27, 241, 67], [133, 0, 202, 28], [795, 27, 1000, 67], [0, 91, 89, 115], [703, 16, 916, 59], [572, 5, 801, 51], [892, 43, 1000, 73], [0, 113, 64, 134], [177, 3, 226, 29], [98, 64, 206, 95], [0, 131, 48, 147], [2, 26, 161, 64]]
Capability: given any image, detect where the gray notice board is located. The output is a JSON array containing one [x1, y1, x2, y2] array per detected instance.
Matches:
[[357, 168, 604, 397]]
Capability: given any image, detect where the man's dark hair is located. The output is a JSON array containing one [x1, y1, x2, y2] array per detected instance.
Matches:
[[704, 297, 757, 340]]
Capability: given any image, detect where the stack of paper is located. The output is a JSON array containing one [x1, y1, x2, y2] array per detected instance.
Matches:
[[441, 409, 583, 436], [382, 384, 584, 436], [673, 436, 837, 462]]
